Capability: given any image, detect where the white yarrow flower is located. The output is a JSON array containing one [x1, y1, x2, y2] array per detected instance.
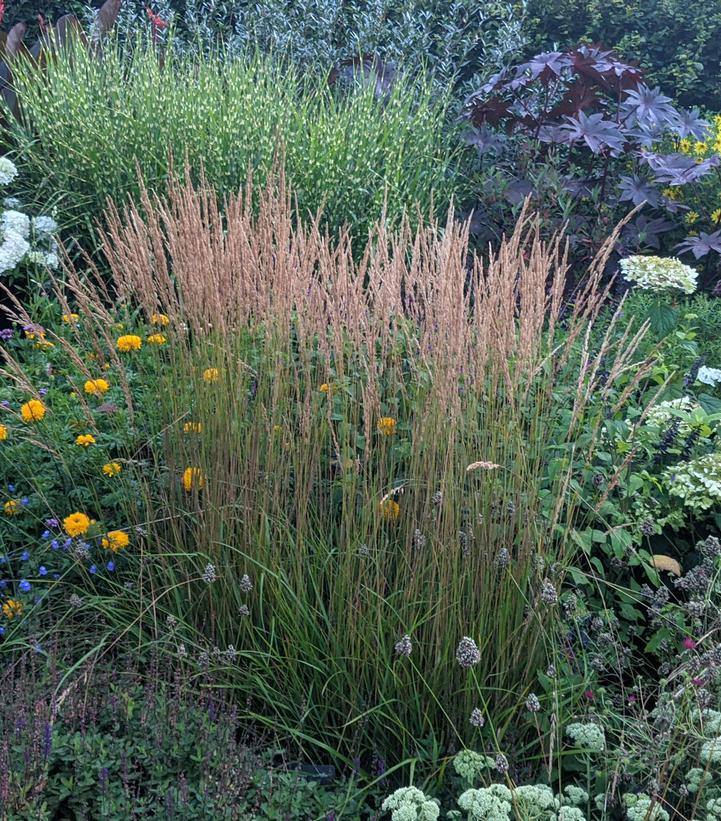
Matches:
[[0, 158, 18, 187]]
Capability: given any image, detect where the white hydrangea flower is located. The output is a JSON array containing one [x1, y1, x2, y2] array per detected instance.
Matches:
[[381, 787, 440, 821], [1, 209, 30, 240], [3, 197, 20, 209], [32, 215, 58, 236], [645, 396, 700, 436], [620, 255, 698, 294], [665, 452, 721, 511], [697, 366, 721, 387], [0, 157, 18, 187], [0, 230, 30, 273]]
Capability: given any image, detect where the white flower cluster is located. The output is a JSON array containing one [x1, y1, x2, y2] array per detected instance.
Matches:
[[620, 255, 698, 294], [645, 396, 700, 436], [701, 735, 721, 765], [565, 722, 605, 753], [458, 784, 513, 821], [453, 750, 496, 784], [381, 787, 440, 821], [0, 157, 59, 275], [665, 451, 721, 512], [698, 366, 721, 387], [623, 793, 669, 821]]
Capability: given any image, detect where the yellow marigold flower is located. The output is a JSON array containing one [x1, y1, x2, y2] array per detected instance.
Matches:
[[75, 434, 96, 447], [63, 512, 91, 537], [147, 333, 167, 345], [150, 313, 170, 326], [685, 211, 700, 225], [35, 340, 54, 351], [0, 424, 7, 441], [319, 383, 332, 394], [102, 530, 129, 552], [182, 466, 205, 492], [202, 368, 219, 383], [380, 498, 400, 522], [20, 399, 46, 423], [116, 334, 142, 352], [3, 499, 19, 516], [102, 461, 122, 477], [2, 599, 23, 619], [183, 421, 203, 433], [377, 416, 397, 436], [62, 313, 79, 323], [84, 378, 110, 396], [712, 208, 721, 225]]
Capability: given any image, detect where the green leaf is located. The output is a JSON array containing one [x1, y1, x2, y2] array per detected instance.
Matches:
[[648, 302, 678, 336]]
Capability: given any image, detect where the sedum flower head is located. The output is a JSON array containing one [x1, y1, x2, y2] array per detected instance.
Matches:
[[63, 512, 91, 537], [558, 808, 585, 821], [620, 255, 697, 294], [116, 334, 142, 352], [102, 530, 129, 552], [381, 787, 440, 821], [623, 793, 669, 821], [20, 399, 46, 422], [566, 722, 605, 753], [513, 785, 557, 815], [457, 785, 513, 820], [453, 750, 495, 784]]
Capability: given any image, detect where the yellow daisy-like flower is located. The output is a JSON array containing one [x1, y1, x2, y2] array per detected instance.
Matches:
[[101, 530, 129, 552], [0, 424, 7, 441], [183, 421, 203, 433], [693, 141, 708, 157], [182, 466, 205, 492], [102, 461, 122, 477], [35, 339, 54, 351], [202, 368, 219, 383], [319, 383, 332, 394], [63, 512, 91, 537], [116, 335, 142, 352], [75, 434, 96, 447], [62, 313, 79, 323], [662, 187, 679, 200], [147, 333, 167, 345], [2, 599, 23, 619], [150, 313, 170, 326], [20, 399, 46, 423], [84, 378, 110, 396], [377, 416, 397, 436], [685, 211, 700, 225], [3, 499, 19, 516], [711, 208, 721, 225], [679, 138, 691, 154], [380, 498, 400, 522]]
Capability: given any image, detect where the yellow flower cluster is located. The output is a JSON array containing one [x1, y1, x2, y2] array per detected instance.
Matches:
[[202, 367, 219, 383], [75, 434, 96, 447], [380, 498, 400, 521], [183, 421, 203, 433], [2, 599, 23, 619], [150, 313, 170, 326], [147, 333, 167, 345], [182, 466, 205, 491], [62, 313, 80, 323], [64, 511, 91, 537], [3, 499, 19, 516], [117, 335, 142, 352], [84, 378, 110, 396], [0, 424, 7, 441], [377, 416, 397, 436], [102, 530, 129, 552], [20, 399, 46, 423], [102, 461, 122, 477]]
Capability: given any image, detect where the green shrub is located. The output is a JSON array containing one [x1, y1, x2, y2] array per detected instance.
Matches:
[[5, 41, 461, 249], [520, 0, 721, 110]]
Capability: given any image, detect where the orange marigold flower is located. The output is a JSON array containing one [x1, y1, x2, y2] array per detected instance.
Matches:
[[319, 383, 331, 394], [202, 368, 219, 383], [116, 335, 142, 352], [182, 466, 205, 492], [20, 399, 46, 423], [147, 333, 167, 345], [2, 599, 23, 619], [0, 424, 7, 441], [84, 378, 110, 396], [102, 530, 129, 552], [75, 434, 96, 447], [102, 462, 122, 477], [63, 512, 91, 537]]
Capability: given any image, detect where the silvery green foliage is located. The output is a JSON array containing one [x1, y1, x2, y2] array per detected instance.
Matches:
[[84, 0, 526, 93]]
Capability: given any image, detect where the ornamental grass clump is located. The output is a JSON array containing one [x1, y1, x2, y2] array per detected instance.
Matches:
[[6, 168, 655, 771]]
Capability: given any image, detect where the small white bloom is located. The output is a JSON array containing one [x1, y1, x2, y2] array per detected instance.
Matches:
[[0, 158, 18, 187], [0, 230, 30, 273], [1, 209, 30, 239]]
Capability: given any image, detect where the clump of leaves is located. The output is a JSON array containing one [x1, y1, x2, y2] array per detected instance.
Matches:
[[462, 46, 721, 288]]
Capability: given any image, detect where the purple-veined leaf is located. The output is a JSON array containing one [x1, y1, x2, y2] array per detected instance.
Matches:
[[560, 111, 625, 154], [642, 151, 720, 185], [618, 175, 661, 207], [676, 231, 721, 259], [674, 107, 710, 141]]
